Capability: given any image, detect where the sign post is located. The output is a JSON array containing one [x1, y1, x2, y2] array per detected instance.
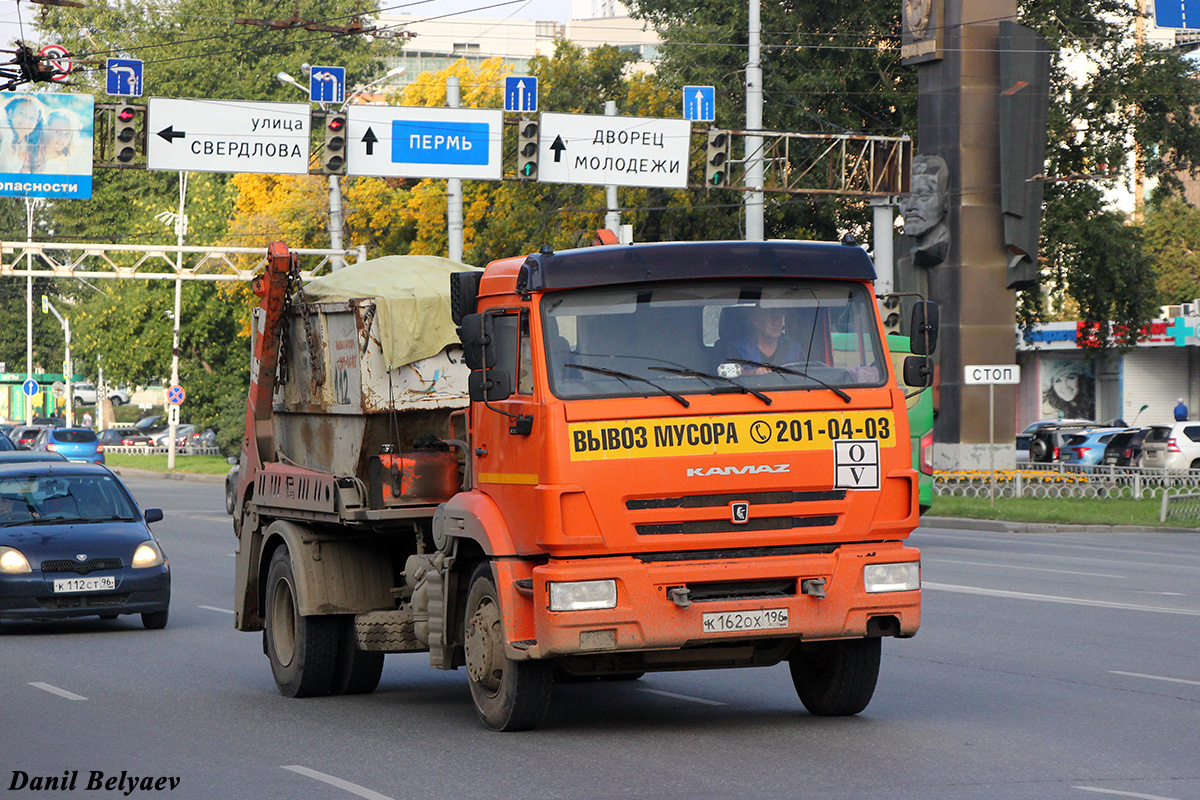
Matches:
[[964, 364, 1022, 505]]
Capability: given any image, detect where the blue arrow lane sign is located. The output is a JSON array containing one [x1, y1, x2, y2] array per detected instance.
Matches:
[[505, 76, 538, 113], [683, 85, 716, 123], [1155, 0, 1200, 27], [21, 379, 38, 397], [310, 66, 346, 104], [106, 58, 144, 97], [346, 106, 503, 180]]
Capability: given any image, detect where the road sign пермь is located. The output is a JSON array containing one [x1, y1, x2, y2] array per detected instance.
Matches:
[[309, 66, 346, 104], [146, 98, 311, 175], [963, 364, 1021, 385], [345, 106, 503, 180], [683, 85, 716, 122], [504, 76, 538, 113], [106, 58, 143, 97], [537, 113, 691, 189]]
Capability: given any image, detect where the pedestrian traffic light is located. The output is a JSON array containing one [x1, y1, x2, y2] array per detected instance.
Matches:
[[705, 129, 729, 188], [322, 112, 347, 174], [517, 117, 539, 180], [113, 104, 138, 164]]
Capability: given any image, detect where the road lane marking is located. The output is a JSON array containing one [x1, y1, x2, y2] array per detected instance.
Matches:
[[639, 688, 727, 706], [29, 682, 86, 701], [1110, 671, 1200, 687], [199, 605, 234, 614], [922, 582, 1200, 616], [282, 766, 395, 800], [1074, 786, 1179, 799], [926, 558, 1123, 579]]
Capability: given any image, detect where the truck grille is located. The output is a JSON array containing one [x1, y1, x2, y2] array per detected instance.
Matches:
[[684, 579, 797, 602], [636, 515, 838, 536], [627, 489, 845, 510], [40, 558, 123, 574], [637, 544, 839, 562]]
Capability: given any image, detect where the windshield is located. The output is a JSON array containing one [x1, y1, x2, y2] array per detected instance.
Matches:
[[0, 474, 139, 524], [541, 280, 886, 401]]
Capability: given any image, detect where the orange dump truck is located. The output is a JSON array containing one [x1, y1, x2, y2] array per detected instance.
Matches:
[[232, 239, 937, 730]]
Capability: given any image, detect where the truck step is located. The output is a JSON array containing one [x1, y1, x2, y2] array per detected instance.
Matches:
[[355, 609, 428, 653]]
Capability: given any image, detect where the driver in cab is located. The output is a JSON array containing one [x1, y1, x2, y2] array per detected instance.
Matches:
[[725, 304, 804, 374]]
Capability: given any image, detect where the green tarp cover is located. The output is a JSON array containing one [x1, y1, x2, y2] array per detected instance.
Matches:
[[303, 254, 480, 367]]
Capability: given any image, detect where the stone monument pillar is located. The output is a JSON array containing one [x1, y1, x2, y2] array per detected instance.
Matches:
[[903, 0, 1020, 469]]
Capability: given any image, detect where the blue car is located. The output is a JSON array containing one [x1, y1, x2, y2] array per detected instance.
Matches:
[[0, 461, 170, 629], [31, 427, 104, 463], [1058, 428, 1127, 466]]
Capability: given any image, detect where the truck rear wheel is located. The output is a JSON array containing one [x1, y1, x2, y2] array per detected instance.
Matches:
[[788, 638, 880, 716], [463, 563, 552, 731], [331, 617, 384, 695], [265, 547, 339, 698]]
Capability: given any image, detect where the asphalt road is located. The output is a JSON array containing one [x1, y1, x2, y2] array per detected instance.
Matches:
[[2, 476, 1198, 800]]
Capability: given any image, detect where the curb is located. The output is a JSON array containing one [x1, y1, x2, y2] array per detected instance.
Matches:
[[919, 515, 1197, 535], [108, 466, 226, 484]]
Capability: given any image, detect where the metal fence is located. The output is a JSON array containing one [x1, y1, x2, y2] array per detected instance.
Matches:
[[934, 463, 1200, 522], [103, 445, 221, 457]]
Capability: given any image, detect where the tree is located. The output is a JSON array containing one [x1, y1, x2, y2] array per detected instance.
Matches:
[[28, 0, 391, 444], [1143, 196, 1200, 304]]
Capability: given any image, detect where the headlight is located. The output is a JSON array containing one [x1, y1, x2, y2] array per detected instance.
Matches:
[[0, 545, 32, 574], [132, 541, 165, 568], [864, 562, 920, 593], [548, 579, 617, 611]]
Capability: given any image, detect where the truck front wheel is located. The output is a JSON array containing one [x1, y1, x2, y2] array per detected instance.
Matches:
[[265, 547, 339, 698], [788, 637, 880, 716], [463, 563, 552, 731]]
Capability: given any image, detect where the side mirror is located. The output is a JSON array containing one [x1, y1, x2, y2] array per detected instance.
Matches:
[[450, 271, 483, 325], [468, 369, 513, 402], [457, 313, 496, 372], [226, 455, 238, 465], [144, 508, 164, 524], [909, 301, 940, 355], [903, 355, 933, 388]]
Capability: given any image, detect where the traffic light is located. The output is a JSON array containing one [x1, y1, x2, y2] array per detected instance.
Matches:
[[322, 112, 347, 174], [517, 117, 539, 180], [705, 128, 729, 188], [113, 104, 138, 164], [881, 295, 902, 336]]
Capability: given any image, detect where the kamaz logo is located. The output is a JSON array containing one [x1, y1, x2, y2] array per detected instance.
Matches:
[[687, 464, 791, 477]]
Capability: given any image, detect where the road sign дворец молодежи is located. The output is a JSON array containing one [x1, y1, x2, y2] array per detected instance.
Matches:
[[536, 112, 691, 189]]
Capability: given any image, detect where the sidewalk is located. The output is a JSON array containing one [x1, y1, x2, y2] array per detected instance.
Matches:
[[919, 515, 1197, 534]]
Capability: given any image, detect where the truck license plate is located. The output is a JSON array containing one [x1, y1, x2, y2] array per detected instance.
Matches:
[[701, 608, 788, 634], [53, 576, 116, 593]]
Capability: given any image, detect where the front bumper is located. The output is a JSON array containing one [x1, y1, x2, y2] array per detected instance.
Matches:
[[506, 542, 919, 660], [0, 566, 170, 620]]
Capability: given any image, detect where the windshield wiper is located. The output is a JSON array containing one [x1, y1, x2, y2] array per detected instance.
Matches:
[[25, 516, 94, 526], [565, 363, 690, 408], [648, 366, 772, 405], [729, 359, 852, 403]]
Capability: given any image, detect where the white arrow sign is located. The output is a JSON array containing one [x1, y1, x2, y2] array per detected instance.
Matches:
[[146, 98, 311, 174], [538, 112, 692, 189]]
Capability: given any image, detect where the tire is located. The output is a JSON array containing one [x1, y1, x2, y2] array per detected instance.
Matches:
[[264, 547, 339, 698], [330, 616, 384, 695], [1029, 437, 1050, 462], [225, 480, 236, 515], [788, 638, 880, 716], [463, 563, 552, 731], [110, 395, 125, 406], [141, 609, 169, 630]]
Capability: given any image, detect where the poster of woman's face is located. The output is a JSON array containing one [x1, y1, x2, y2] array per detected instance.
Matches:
[[0, 91, 94, 199], [1041, 358, 1096, 420]]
